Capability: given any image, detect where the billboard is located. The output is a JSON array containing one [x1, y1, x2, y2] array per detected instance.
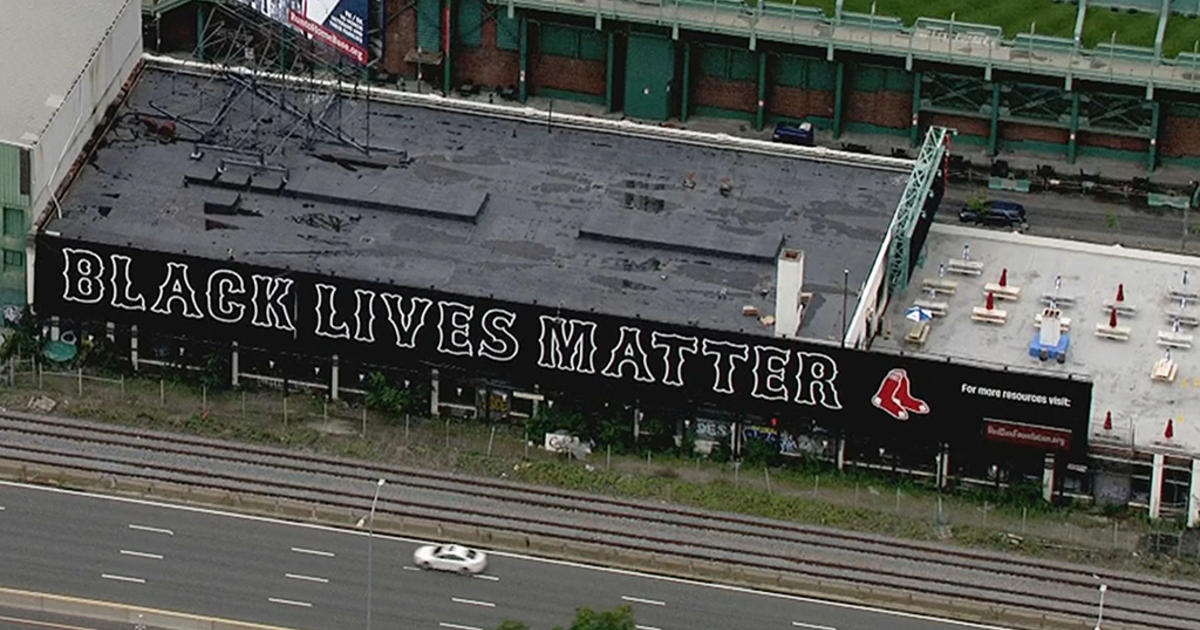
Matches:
[[238, 0, 368, 65], [35, 236, 1093, 454]]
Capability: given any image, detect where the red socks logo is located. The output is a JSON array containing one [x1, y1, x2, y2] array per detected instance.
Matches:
[[871, 368, 930, 421]]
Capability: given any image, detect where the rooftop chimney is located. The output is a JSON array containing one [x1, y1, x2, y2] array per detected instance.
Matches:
[[774, 248, 805, 339]]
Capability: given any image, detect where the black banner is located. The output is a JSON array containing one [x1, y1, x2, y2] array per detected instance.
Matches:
[[35, 236, 1093, 453]]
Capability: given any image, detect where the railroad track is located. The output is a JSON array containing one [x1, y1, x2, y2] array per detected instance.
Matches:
[[0, 410, 1191, 630]]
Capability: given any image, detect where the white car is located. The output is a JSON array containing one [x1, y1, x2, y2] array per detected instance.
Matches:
[[412, 544, 488, 574]]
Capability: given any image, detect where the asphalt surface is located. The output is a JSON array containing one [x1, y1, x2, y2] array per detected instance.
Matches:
[[941, 184, 1200, 257], [0, 482, 1014, 630]]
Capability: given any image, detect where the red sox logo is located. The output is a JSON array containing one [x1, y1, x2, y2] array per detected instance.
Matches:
[[871, 368, 929, 421]]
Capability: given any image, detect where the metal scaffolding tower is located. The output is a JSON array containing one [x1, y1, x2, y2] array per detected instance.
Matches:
[[888, 126, 951, 294]]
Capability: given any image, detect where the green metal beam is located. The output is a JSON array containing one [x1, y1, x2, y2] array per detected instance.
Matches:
[[605, 31, 615, 113], [1068, 91, 1080, 164], [442, 0, 452, 97], [888, 126, 952, 293], [755, 51, 766, 132], [910, 71, 922, 147], [518, 16, 528, 103], [833, 61, 845, 140], [987, 82, 1001, 157], [1148, 99, 1160, 172], [680, 41, 691, 123]]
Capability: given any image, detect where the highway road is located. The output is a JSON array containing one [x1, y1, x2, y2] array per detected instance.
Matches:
[[0, 482, 1019, 630]]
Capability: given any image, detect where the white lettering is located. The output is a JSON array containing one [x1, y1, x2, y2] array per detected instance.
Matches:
[[601, 326, 654, 383], [150, 262, 203, 319]]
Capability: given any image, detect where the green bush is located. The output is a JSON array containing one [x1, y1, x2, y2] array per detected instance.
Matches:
[[741, 434, 780, 467], [364, 371, 428, 417]]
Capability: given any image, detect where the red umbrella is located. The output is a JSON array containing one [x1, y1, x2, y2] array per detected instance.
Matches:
[[999, 268, 1008, 287], [1104, 411, 1112, 431], [1116, 283, 1125, 303], [986, 291, 995, 310], [1109, 307, 1118, 328], [1165, 418, 1174, 440]]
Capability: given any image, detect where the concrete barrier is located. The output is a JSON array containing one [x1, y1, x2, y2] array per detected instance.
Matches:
[[0, 586, 291, 630]]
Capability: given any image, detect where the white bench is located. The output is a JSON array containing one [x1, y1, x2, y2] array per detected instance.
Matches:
[[1157, 330, 1194, 349], [983, 283, 1021, 300], [971, 306, 1007, 325], [1165, 310, 1199, 327], [921, 278, 958, 296], [913, 299, 949, 317], [1095, 324, 1132, 341], [1039, 293, 1076, 308], [905, 321, 931, 346], [1102, 300, 1137, 317], [1169, 289, 1199, 302], [947, 260, 983, 276]]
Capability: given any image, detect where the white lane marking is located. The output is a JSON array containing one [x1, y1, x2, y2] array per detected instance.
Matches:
[[402, 566, 421, 572], [268, 597, 312, 608], [450, 597, 495, 608], [438, 624, 483, 630], [621, 595, 666, 607], [290, 546, 335, 557], [285, 573, 330, 583], [0, 506, 6, 510], [793, 622, 837, 630], [119, 550, 163, 560], [128, 524, 173, 536], [100, 573, 145, 584], [10, 482, 1020, 630], [636, 626, 662, 630], [472, 574, 500, 581]]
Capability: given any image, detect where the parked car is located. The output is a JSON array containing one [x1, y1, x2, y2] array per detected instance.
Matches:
[[771, 121, 814, 147], [958, 200, 1027, 228], [413, 544, 488, 574]]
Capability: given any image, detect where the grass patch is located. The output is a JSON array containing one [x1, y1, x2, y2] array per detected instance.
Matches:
[[779, 1, 1200, 55]]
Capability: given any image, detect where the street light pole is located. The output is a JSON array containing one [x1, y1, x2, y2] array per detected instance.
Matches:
[[365, 478, 386, 630], [1094, 582, 1108, 630]]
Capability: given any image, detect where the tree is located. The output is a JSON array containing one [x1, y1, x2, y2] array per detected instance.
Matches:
[[554, 605, 637, 630]]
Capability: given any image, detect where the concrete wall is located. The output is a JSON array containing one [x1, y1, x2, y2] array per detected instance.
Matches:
[[23, 0, 142, 308]]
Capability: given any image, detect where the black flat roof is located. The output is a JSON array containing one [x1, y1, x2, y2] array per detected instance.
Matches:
[[46, 66, 901, 341]]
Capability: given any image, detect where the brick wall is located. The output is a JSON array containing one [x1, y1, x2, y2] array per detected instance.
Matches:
[[456, 19, 519, 88], [845, 90, 911, 129], [1161, 112, 1200, 158], [1004, 123, 1069, 146], [693, 75, 755, 113], [530, 53, 606, 97], [768, 86, 834, 120], [383, 0, 417, 77], [927, 113, 989, 138], [1080, 131, 1148, 153]]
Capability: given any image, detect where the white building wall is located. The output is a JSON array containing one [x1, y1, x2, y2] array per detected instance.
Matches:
[[26, 0, 142, 304]]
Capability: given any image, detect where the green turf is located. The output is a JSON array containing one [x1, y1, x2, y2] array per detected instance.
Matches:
[[777, 0, 1200, 57]]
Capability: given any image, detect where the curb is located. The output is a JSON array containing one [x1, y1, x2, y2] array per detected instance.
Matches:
[[0, 462, 1143, 630], [0, 585, 294, 630]]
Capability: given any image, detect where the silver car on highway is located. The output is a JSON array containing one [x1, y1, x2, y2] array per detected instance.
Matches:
[[412, 544, 488, 574]]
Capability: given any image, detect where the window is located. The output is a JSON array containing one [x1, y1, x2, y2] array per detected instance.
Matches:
[[3, 249, 24, 271], [456, 0, 483, 49], [3, 207, 23, 237], [18, 149, 30, 196]]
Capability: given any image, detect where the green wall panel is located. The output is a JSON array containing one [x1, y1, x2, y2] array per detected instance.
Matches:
[[496, 11, 520, 51], [776, 54, 836, 90], [624, 33, 675, 121], [578, 29, 605, 61], [0, 144, 29, 209], [539, 23, 578, 57], [456, 0, 483, 48], [697, 45, 754, 81], [417, 0, 442, 52]]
